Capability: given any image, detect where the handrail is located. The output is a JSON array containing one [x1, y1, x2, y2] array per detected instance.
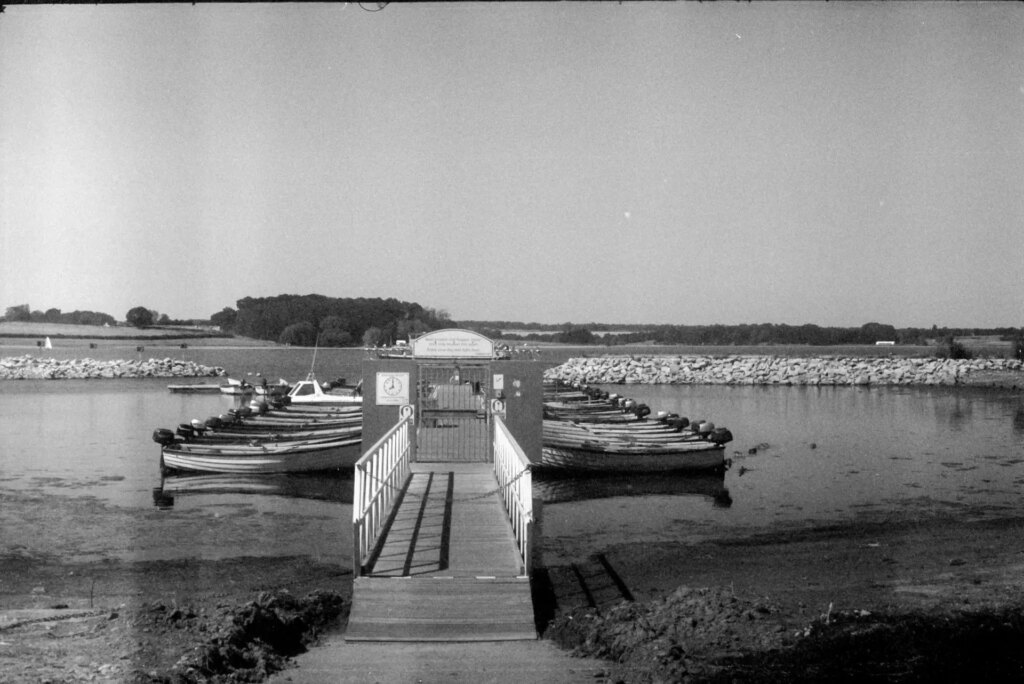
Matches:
[[493, 416, 533, 574], [352, 416, 412, 577]]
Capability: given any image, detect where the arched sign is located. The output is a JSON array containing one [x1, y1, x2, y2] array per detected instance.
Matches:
[[412, 329, 494, 359]]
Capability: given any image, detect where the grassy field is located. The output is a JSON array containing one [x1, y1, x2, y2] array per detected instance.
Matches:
[[0, 321, 229, 340]]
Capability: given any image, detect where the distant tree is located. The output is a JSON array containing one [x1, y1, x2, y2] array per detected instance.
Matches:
[[557, 326, 595, 345], [210, 307, 237, 331], [319, 315, 350, 333], [278, 321, 317, 346], [44, 308, 62, 322], [320, 329, 353, 347], [362, 326, 384, 347], [4, 304, 31, 322], [157, 313, 171, 325], [126, 306, 154, 327]]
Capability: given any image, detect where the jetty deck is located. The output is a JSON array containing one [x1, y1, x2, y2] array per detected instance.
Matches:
[[346, 462, 535, 641]]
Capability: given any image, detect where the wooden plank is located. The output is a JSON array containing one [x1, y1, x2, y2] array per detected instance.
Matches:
[[346, 577, 536, 642], [348, 462, 535, 642]]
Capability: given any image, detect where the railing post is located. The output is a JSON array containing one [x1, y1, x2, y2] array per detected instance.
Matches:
[[492, 416, 533, 575], [352, 416, 412, 577]]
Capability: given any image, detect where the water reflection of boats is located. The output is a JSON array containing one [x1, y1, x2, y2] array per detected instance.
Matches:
[[532, 471, 731, 507], [153, 472, 353, 509]]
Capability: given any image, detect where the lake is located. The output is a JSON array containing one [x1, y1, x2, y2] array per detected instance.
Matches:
[[1, 345, 1022, 567]]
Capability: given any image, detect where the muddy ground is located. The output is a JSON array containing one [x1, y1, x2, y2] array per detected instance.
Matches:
[[2, 491, 1023, 682]]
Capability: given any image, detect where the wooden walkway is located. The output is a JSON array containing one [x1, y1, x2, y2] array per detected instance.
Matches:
[[346, 462, 536, 642]]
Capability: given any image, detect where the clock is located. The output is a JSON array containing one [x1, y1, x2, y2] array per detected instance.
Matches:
[[382, 375, 403, 396]]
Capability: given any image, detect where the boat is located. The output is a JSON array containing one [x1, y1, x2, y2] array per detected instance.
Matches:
[[286, 375, 362, 405], [375, 340, 412, 359], [167, 383, 223, 394], [165, 421, 361, 444], [220, 378, 255, 396], [537, 440, 726, 473], [158, 434, 362, 474]]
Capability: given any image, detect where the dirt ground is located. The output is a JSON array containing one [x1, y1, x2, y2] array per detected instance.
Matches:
[[3, 508, 1023, 682]]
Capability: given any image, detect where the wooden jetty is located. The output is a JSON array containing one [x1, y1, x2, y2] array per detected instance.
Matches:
[[346, 463, 535, 641], [348, 375, 537, 643]]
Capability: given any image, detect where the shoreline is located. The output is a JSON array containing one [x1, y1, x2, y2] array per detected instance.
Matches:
[[0, 355, 225, 380], [547, 354, 1024, 388], [3, 508, 1023, 682]]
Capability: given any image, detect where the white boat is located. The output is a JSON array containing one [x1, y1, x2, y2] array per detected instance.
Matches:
[[160, 435, 362, 474], [219, 378, 254, 395], [286, 375, 362, 405]]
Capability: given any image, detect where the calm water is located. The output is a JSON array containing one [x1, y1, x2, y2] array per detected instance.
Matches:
[[1, 345, 1022, 566]]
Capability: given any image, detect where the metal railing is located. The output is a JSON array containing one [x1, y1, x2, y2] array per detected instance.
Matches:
[[493, 416, 533, 574], [352, 415, 412, 577]]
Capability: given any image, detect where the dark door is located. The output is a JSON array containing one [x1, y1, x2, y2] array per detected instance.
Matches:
[[416, 363, 490, 462]]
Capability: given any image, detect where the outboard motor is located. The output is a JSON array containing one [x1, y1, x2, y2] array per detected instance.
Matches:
[[152, 428, 177, 446], [205, 415, 224, 430], [190, 419, 207, 434], [697, 421, 715, 438], [633, 404, 651, 420], [667, 416, 690, 431], [176, 423, 196, 439], [710, 427, 734, 445]]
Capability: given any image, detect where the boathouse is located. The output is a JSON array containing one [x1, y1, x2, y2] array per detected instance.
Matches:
[[350, 328, 543, 641]]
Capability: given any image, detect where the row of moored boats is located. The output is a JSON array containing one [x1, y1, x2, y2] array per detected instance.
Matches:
[[153, 376, 733, 475]]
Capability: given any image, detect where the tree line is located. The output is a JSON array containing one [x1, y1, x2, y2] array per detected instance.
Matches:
[[210, 294, 452, 347], [462, 320, 1023, 348], [4, 304, 117, 327]]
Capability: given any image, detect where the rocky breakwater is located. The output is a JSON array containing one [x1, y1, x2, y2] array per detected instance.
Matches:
[[547, 355, 1024, 387], [0, 355, 226, 380]]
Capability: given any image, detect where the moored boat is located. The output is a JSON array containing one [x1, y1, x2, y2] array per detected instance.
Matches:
[[286, 375, 362, 404], [537, 441, 726, 473], [158, 435, 362, 474]]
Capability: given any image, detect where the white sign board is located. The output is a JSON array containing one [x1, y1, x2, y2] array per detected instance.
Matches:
[[412, 329, 494, 359], [375, 372, 410, 405]]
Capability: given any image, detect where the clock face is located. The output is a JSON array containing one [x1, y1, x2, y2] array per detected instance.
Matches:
[[383, 376, 402, 396]]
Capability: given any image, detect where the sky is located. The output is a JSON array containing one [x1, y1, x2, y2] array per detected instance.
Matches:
[[1, 3, 1022, 329]]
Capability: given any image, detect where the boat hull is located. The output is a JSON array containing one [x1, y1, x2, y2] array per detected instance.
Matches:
[[537, 443, 725, 473], [161, 439, 362, 474]]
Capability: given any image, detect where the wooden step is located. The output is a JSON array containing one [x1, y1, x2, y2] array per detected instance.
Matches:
[[346, 576, 537, 642]]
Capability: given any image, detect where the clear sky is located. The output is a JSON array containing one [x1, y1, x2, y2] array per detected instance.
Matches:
[[1, 3, 1021, 328]]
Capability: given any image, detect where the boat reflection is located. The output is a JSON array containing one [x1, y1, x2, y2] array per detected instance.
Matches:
[[152, 472, 353, 509], [532, 470, 731, 507]]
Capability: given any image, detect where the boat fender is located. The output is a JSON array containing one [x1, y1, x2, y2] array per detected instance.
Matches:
[[698, 421, 715, 436], [710, 427, 734, 445], [152, 428, 177, 445]]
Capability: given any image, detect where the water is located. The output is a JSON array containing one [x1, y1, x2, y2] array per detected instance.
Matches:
[[541, 384, 1024, 562], [1, 345, 1022, 567]]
